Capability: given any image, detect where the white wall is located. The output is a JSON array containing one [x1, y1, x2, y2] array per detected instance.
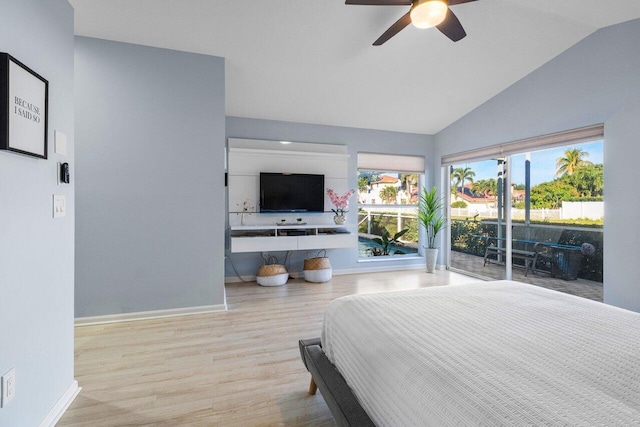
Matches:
[[603, 94, 640, 311], [0, 1, 76, 426], [435, 18, 640, 311], [435, 18, 640, 159], [227, 138, 350, 226], [74, 37, 226, 318]]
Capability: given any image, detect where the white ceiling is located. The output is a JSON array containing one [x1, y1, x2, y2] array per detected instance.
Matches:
[[69, 0, 640, 135]]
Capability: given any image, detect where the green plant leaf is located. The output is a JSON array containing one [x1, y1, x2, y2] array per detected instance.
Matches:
[[394, 229, 409, 240], [419, 186, 447, 248]]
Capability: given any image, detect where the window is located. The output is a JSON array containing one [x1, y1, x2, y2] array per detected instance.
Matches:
[[357, 153, 425, 259], [445, 127, 603, 297]]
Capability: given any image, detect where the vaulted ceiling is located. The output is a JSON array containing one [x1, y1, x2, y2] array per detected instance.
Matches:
[[69, 0, 640, 134]]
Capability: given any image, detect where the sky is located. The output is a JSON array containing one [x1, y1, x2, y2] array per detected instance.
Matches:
[[452, 140, 603, 187]]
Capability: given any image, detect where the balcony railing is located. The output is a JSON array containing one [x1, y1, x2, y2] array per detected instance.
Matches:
[[358, 205, 419, 257], [450, 219, 602, 282]]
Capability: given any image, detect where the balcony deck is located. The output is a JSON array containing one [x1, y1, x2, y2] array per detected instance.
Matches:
[[450, 250, 603, 302]]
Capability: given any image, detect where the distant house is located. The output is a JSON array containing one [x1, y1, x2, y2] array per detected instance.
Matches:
[[361, 175, 417, 205], [453, 183, 526, 210], [512, 186, 525, 203], [363, 175, 399, 204], [453, 184, 496, 209], [410, 188, 419, 204]]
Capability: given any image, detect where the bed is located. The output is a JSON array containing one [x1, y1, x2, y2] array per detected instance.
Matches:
[[299, 280, 640, 426]]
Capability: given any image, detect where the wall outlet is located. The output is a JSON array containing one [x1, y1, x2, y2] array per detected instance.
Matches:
[[1, 368, 15, 408]]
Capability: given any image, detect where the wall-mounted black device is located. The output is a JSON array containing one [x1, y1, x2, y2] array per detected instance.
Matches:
[[60, 162, 69, 184]]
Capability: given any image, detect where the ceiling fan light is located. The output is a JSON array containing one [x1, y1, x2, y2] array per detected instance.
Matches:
[[410, 0, 448, 29]]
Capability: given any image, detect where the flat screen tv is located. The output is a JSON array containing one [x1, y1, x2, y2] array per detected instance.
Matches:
[[260, 172, 325, 213]]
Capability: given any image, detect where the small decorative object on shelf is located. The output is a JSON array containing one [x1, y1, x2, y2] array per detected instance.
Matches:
[[327, 188, 355, 225], [297, 218, 303, 223], [238, 199, 255, 226]]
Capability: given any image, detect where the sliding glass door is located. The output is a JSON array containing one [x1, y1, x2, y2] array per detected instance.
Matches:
[[446, 138, 604, 301], [448, 158, 510, 280], [505, 145, 603, 299]]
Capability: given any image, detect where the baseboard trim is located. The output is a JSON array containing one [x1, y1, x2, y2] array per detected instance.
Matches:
[[225, 274, 258, 283], [334, 263, 428, 276], [75, 304, 227, 326], [39, 380, 81, 427], [224, 263, 439, 283]]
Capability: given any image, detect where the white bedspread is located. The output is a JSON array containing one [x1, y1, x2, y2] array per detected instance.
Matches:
[[321, 280, 640, 426]]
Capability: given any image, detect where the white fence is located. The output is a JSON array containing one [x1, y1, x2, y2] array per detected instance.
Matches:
[[358, 206, 418, 235], [450, 207, 561, 220], [561, 201, 604, 220], [451, 201, 603, 221], [359, 201, 603, 223]]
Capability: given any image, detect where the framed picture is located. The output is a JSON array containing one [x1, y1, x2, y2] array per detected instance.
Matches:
[[0, 53, 48, 159]]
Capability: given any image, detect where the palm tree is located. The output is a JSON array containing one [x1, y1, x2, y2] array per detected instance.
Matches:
[[450, 175, 459, 199], [555, 148, 593, 177], [471, 178, 497, 197], [358, 175, 369, 194], [451, 167, 475, 199], [379, 186, 398, 204]]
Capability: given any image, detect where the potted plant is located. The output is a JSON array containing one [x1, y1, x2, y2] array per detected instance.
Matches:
[[326, 188, 355, 225], [372, 229, 409, 256], [419, 186, 447, 273]]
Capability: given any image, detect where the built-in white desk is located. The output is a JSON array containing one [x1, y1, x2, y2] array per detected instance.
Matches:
[[229, 224, 355, 253]]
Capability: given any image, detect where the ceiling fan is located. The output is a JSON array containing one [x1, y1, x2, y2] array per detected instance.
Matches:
[[346, 0, 478, 45]]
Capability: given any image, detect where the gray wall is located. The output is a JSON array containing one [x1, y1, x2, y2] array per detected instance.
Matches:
[[0, 1, 75, 426], [75, 37, 226, 317], [225, 116, 434, 278], [434, 19, 640, 311], [603, 93, 640, 310]]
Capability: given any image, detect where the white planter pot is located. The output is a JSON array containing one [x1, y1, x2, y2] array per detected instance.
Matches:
[[425, 248, 438, 273]]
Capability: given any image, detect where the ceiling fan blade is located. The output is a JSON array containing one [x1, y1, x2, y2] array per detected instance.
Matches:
[[448, 0, 479, 5], [373, 12, 412, 45], [346, 0, 412, 5], [436, 9, 466, 42]]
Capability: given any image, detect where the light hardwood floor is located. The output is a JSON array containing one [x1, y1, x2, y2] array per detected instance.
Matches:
[[58, 269, 480, 426]]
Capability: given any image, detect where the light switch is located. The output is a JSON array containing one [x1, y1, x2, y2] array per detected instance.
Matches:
[[53, 195, 66, 218], [55, 131, 67, 156]]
